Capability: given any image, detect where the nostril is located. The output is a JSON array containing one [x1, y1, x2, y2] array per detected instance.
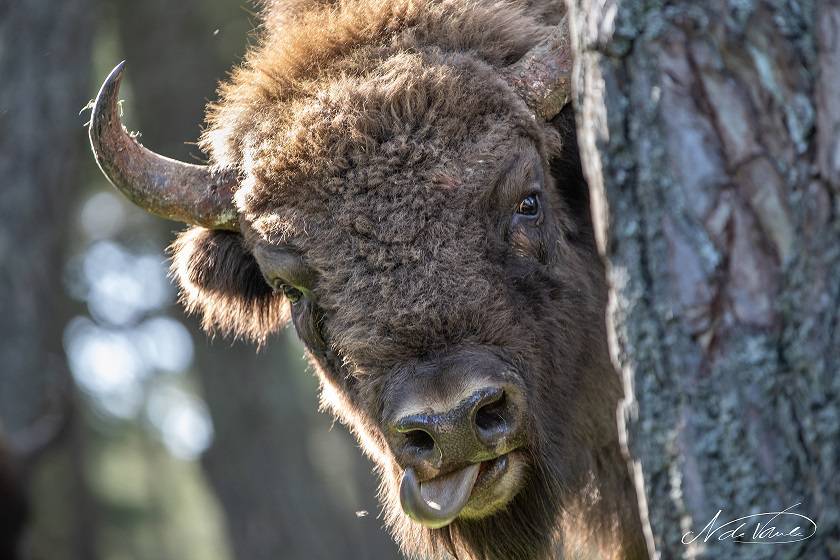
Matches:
[[403, 429, 436, 453], [474, 393, 508, 437]]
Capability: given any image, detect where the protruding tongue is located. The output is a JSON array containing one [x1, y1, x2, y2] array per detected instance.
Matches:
[[399, 463, 481, 529]]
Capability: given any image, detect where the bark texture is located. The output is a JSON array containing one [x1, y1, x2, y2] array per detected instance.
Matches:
[[568, 0, 840, 558]]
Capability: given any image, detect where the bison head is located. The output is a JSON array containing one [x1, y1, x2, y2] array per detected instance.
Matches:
[[89, 3, 640, 559]]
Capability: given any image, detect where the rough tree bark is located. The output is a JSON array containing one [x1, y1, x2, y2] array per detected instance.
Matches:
[[568, 0, 840, 558], [0, 1, 96, 558]]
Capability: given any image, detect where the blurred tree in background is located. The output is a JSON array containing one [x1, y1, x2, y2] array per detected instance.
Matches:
[[0, 0, 96, 558], [0, 2, 399, 559]]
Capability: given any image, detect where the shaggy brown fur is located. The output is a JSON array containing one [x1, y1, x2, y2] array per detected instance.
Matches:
[[170, 1, 645, 558]]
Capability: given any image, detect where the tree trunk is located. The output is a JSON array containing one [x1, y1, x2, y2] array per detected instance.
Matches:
[[568, 0, 840, 558], [0, 1, 95, 558]]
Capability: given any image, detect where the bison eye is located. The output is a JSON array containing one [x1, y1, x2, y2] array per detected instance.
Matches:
[[281, 284, 303, 304], [272, 280, 304, 303], [516, 194, 540, 216]]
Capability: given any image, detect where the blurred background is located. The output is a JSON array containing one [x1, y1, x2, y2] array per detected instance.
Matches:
[[0, 1, 399, 559]]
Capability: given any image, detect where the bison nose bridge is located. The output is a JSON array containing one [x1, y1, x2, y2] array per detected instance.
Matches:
[[388, 384, 523, 476]]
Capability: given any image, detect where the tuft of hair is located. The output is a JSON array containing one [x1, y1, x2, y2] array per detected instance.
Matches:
[[169, 227, 289, 342], [199, 0, 556, 168]]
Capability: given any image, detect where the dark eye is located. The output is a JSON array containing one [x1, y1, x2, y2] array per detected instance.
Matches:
[[282, 284, 303, 303], [271, 279, 303, 303], [516, 194, 540, 216]]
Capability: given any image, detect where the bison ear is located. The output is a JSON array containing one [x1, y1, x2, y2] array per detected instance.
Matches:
[[169, 227, 289, 342]]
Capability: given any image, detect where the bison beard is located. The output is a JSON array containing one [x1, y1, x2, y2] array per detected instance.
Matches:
[[433, 444, 637, 560], [433, 454, 559, 560], [87, 1, 647, 558]]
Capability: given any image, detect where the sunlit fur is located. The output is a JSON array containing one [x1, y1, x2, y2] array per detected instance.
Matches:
[[169, 1, 645, 558], [170, 228, 288, 341]]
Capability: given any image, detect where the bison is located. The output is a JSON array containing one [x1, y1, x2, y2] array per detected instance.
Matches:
[[88, 1, 646, 558]]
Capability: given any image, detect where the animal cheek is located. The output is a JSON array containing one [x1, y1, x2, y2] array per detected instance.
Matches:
[[510, 226, 546, 262]]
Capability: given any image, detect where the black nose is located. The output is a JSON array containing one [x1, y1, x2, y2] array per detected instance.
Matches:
[[387, 385, 524, 474]]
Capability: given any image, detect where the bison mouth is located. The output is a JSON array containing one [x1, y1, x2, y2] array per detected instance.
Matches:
[[399, 451, 525, 528]]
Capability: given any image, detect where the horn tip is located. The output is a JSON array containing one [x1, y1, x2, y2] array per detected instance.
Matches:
[[100, 61, 126, 104], [111, 60, 127, 76], [89, 61, 132, 203], [109, 61, 127, 86], [90, 62, 127, 134]]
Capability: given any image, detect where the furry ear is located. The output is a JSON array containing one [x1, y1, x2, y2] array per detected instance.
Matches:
[[169, 227, 289, 342]]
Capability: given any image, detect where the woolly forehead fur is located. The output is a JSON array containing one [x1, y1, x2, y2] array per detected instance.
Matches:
[[184, 0, 567, 350], [202, 0, 559, 167]]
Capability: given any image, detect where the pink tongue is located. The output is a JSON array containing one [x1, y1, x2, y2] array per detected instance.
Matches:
[[420, 463, 481, 517]]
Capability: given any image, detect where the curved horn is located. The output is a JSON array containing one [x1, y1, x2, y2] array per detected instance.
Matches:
[[89, 62, 239, 231], [503, 18, 572, 120]]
